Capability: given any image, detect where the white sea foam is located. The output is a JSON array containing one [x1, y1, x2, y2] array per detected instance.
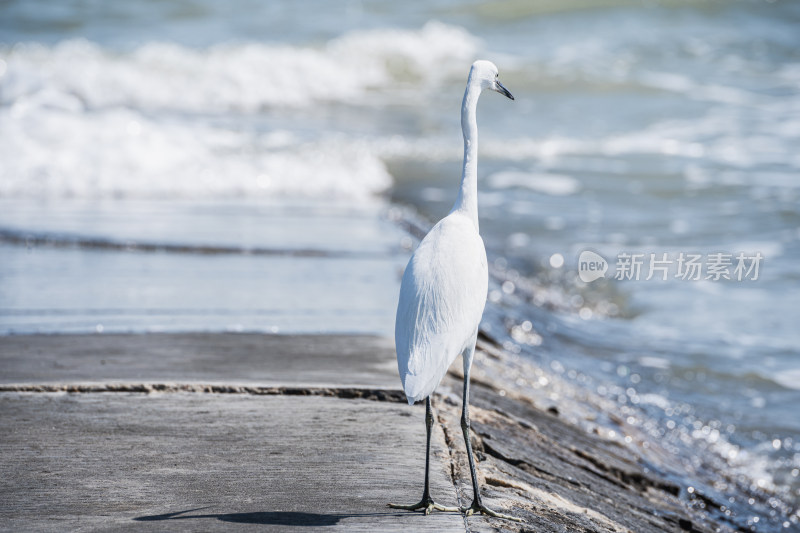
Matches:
[[0, 21, 478, 112], [773, 369, 800, 391], [481, 103, 800, 172], [0, 105, 392, 199], [0, 22, 482, 200], [487, 170, 581, 195], [637, 356, 671, 370]]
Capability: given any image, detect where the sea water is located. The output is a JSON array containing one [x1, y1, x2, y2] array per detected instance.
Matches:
[[1, 0, 798, 529]]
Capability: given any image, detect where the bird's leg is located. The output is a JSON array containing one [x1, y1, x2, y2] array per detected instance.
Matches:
[[460, 344, 522, 522], [388, 396, 459, 514]]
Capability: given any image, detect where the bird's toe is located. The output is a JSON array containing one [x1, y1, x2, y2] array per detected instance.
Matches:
[[388, 498, 459, 515], [462, 501, 522, 522]]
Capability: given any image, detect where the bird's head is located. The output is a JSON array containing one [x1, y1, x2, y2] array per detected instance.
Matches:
[[469, 60, 514, 101]]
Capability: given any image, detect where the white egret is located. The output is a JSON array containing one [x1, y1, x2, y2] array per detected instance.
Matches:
[[389, 60, 519, 521]]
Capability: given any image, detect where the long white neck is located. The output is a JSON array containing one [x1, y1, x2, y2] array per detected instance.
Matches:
[[450, 80, 481, 231]]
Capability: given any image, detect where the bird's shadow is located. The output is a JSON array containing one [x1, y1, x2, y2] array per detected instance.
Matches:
[[134, 506, 408, 526]]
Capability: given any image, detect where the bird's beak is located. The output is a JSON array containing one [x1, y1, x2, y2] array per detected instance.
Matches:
[[494, 80, 514, 101]]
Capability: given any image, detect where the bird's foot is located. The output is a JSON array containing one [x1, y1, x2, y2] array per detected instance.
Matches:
[[388, 497, 459, 515], [461, 500, 522, 522]]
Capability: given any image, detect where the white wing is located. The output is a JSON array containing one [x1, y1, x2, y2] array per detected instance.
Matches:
[[395, 213, 488, 404]]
